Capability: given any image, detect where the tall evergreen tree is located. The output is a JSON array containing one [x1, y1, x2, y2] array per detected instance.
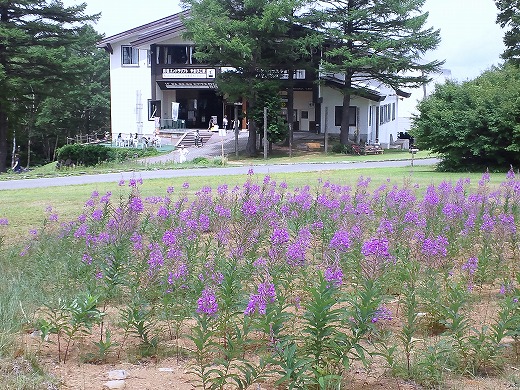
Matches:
[[0, 0, 98, 171], [495, 0, 520, 64], [181, 0, 317, 156], [312, 0, 443, 144]]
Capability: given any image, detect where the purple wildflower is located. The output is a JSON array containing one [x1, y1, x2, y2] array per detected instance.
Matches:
[[421, 235, 449, 257], [271, 228, 290, 245], [244, 282, 276, 315], [329, 230, 350, 252], [362, 237, 390, 257], [0, 218, 8, 225], [324, 265, 343, 287], [197, 288, 218, 316], [372, 306, 393, 323], [129, 197, 144, 213], [462, 257, 478, 275], [92, 209, 103, 221]]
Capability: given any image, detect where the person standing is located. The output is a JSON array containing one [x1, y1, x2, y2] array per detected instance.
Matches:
[[222, 115, 228, 130], [179, 145, 189, 163]]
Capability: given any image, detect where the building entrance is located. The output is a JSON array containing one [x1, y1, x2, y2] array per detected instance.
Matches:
[[175, 89, 222, 129]]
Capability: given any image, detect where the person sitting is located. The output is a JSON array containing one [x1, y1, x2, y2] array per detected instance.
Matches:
[[13, 155, 22, 173]]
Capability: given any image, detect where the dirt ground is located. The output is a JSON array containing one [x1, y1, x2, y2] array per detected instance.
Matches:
[[23, 325, 520, 390]]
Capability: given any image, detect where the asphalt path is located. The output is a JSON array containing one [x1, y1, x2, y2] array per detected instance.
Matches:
[[0, 158, 439, 190]]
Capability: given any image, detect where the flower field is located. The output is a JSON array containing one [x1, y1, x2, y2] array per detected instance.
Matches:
[[6, 168, 520, 389]]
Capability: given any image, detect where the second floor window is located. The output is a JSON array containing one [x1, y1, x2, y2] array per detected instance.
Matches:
[[122, 46, 139, 65]]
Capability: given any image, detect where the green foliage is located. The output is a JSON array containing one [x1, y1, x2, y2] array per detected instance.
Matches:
[[56, 144, 153, 167], [249, 81, 288, 144], [312, 0, 443, 142], [411, 64, 520, 171], [495, 0, 520, 64], [0, 1, 100, 171]]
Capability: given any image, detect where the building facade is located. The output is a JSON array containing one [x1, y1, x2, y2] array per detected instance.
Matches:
[[98, 10, 408, 148]]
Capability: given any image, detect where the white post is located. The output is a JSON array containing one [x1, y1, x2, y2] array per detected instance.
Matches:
[[264, 107, 268, 159]]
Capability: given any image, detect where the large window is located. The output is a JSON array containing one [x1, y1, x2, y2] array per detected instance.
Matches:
[[122, 46, 139, 65], [156, 45, 194, 65], [335, 106, 357, 127]]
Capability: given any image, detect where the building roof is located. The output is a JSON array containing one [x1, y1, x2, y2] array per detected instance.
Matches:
[[97, 9, 189, 49]]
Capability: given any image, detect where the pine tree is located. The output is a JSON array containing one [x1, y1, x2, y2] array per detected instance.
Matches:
[[495, 0, 520, 64], [311, 0, 443, 144], [0, 0, 98, 171], [181, 0, 317, 156]]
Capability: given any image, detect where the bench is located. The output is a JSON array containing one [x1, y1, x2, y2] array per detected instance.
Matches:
[[363, 145, 384, 155]]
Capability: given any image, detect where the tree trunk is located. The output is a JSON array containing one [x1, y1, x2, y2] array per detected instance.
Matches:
[[0, 103, 8, 172], [340, 92, 352, 145], [246, 121, 257, 156]]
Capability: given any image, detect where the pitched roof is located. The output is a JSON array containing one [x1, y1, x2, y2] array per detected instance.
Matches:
[[97, 9, 189, 49]]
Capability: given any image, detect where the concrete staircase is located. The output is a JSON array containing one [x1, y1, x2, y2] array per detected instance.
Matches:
[[176, 130, 214, 147]]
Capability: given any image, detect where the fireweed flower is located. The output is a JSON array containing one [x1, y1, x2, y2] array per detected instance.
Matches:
[[498, 214, 517, 234], [329, 229, 351, 252], [100, 191, 112, 204], [244, 281, 276, 315], [157, 205, 169, 219], [423, 185, 439, 206], [442, 203, 464, 220], [271, 228, 290, 245], [82, 253, 93, 265], [162, 230, 177, 246], [197, 288, 218, 316], [0, 218, 8, 225], [421, 235, 449, 257], [480, 213, 495, 233], [129, 196, 144, 213], [130, 232, 143, 250], [324, 265, 343, 287], [500, 282, 515, 295], [479, 170, 490, 187], [242, 200, 258, 217], [286, 228, 311, 267], [182, 182, 190, 189], [118, 179, 125, 186], [362, 237, 391, 258], [74, 223, 88, 239], [372, 306, 393, 323], [148, 243, 164, 270], [92, 209, 103, 221], [462, 257, 478, 275]]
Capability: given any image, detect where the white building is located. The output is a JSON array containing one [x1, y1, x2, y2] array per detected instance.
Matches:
[[97, 10, 409, 148]]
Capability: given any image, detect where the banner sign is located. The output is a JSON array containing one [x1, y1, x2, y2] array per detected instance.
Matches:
[[162, 68, 216, 79]]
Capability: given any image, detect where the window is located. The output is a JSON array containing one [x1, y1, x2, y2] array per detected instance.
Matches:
[[156, 45, 191, 64], [335, 106, 357, 127], [122, 46, 139, 65], [392, 103, 396, 120], [148, 100, 161, 121]]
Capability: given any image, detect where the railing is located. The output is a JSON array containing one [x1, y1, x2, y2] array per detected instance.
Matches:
[[66, 132, 110, 144], [161, 119, 186, 129]]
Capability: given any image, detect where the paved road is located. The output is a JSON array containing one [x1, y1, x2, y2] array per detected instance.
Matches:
[[0, 158, 439, 190]]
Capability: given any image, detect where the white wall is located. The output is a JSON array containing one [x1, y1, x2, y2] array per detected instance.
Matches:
[[293, 91, 315, 131], [110, 41, 155, 138], [320, 86, 400, 147]]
